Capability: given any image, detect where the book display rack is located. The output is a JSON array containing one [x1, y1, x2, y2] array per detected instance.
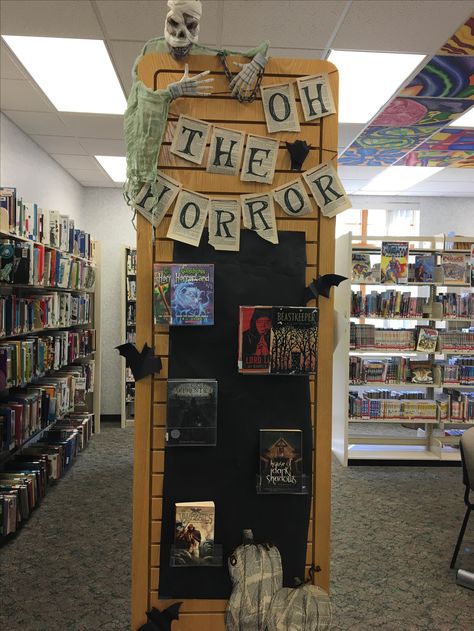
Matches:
[[121, 246, 136, 428], [0, 195, 101, 538], [131, 53, 337, 630], [333, 233, 474, 465]]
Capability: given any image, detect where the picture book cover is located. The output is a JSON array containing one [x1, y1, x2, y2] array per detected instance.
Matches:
[[238, 306, 272, 374], [153, 264, 172, 325], [442, 253, 467, 284], [414, 255, 435, 282], [380, 241, 409, 284], [351, 252, 379, 283], [171, 264, 214, 326], [409, 360, 434, 384], [270, 306, 318, 375], [259, 429, 303, 493], [416, 327, 439, 353], [173, 501, 215, 565], [166, 379, 217, 446]]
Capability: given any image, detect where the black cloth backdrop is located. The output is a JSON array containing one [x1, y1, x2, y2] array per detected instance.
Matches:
[[158, 230, 313, 599]]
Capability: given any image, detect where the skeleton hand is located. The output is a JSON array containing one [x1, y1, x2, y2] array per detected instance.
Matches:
[[229, 52, 267, 99], [168, 64, 214, 100]]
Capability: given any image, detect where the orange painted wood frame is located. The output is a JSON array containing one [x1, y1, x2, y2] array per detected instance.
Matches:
[[132, 52, 338, 631]]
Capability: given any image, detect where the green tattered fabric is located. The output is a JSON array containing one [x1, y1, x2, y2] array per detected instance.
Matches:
[[123, 37, 269, 208]]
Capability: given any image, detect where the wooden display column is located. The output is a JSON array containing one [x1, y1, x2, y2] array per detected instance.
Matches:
[[132, 52, 339, 631]]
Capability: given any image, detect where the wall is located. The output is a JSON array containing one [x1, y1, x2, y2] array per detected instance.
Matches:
[[0, 113, 84, 220], [81, 187, 136, 415], [348, 194, 474, 234]]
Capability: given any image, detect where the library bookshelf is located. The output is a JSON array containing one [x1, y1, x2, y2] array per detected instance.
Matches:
[[332, 233, 474, 465], [0, 217, 101, 539], [121, 245, 136, 428]]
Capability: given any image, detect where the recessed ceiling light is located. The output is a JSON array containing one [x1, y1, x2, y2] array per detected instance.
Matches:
[[361, 166, 444, 193], [95, 156, 126, 182], [2, 35, 126, 114], [327, 50, 425, 124], [449, 105, 474, 128]]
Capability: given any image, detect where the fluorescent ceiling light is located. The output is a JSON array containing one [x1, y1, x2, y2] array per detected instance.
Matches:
[[95, 156, 126, 182], [327, 50, 425, 124], [449, 106, 474, 128], [361, 166, 444, 193], [2, 35, 126, 114]]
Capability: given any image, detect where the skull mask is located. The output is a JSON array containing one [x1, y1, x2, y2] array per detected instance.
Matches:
[[164, 0, 202, 60]]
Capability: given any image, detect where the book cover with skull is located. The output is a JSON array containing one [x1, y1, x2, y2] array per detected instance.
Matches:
[[170, 263, 214, 325]]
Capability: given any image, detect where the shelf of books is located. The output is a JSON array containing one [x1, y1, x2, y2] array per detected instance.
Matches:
[[332, 232, 474, 465], [121, 246, 136, 428], [0, 186, 102, 539]]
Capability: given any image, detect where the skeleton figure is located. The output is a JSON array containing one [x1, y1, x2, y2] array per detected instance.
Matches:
[[124, 0, 270, 217]]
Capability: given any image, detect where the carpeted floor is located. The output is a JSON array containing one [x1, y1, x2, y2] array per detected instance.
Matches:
[[1, 424, 473, 630]]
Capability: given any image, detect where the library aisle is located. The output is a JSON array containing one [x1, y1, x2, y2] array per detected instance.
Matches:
[[0, 425, 133, 631], [1, 425, 472, 631]]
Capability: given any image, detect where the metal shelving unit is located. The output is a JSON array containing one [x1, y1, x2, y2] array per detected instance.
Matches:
[[121, 245, 136, 428]]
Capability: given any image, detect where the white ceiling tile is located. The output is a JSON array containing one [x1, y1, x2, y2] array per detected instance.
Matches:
[[3, 109, 68, 135], [78, 137, 126, 155], [0, 42, 26, 79], [338, 166, 386, 181], [338, 123, 366, 151], [222, 1, 347, 49], [52, 154, 100, 170], [59, 113, 124, 139], [429, 167, 474, 182], [31, 135, 88, 155], [333, 1, 474, 53], [96, 0, 220, 45], [407, 181, 474, 194], [270, 48, 325, 60], [66, 168, 112, 183], [0, 78, 53, 111], [108, 40, 143, 94], [0, 0, 103, 38]]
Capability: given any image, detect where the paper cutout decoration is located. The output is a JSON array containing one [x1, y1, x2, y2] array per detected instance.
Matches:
[[240, 134, 279, 184], [208, 197, 241, 251], [297, 74, 336, 121], [305, 274, 348, 302], [167, 189, 210, 246], [261, 82, 301, 133], [273, 178, 313, 217], [132, 171, 182, 228], [303, 162, 351, 218], [170, 114, 211, 165], [137, 602, 183, 631], [285, 140, 311, 171], [206, 126, 245, 175], [241, 193, 279, 244], [115, 343, 162, 381]]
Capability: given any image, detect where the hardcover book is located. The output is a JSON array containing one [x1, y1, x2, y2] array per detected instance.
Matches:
[[238, 306, 272, 374], [380, 241, 409, 284], [153, 264, 172, 325], [270, 306, 318, 375], [351, 252, 379, 283], [416, 327, 439, 353], [442, 253, 467, 284], [166, 379, 217, 446], [259, 429, 303, 493], [171, 264, 214, 326], [471, 244, 474, 287], [409, 360, 434, 384], [173, 501, 215, 565], [414, 254, 435, 282]]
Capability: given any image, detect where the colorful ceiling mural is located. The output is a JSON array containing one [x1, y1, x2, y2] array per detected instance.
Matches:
[[339, 14, 474, 168]]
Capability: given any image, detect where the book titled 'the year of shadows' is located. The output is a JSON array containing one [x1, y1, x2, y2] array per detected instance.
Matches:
[[166, 379, 217, 446]]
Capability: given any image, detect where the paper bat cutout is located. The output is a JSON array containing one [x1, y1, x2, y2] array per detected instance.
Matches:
[[137, 602, 183, 631], [304, 274, 348, 301], [115, 342, 162, 380], [286, 140, 311, 171]]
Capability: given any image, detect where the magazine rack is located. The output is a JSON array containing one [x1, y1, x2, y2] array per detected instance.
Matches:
[[132, 52, 339, 630]]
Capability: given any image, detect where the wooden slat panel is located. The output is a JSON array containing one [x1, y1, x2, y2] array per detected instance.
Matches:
[[153, 428, 166, 450], [152, 451, 165, 473], [134, 52, 337, 630]]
